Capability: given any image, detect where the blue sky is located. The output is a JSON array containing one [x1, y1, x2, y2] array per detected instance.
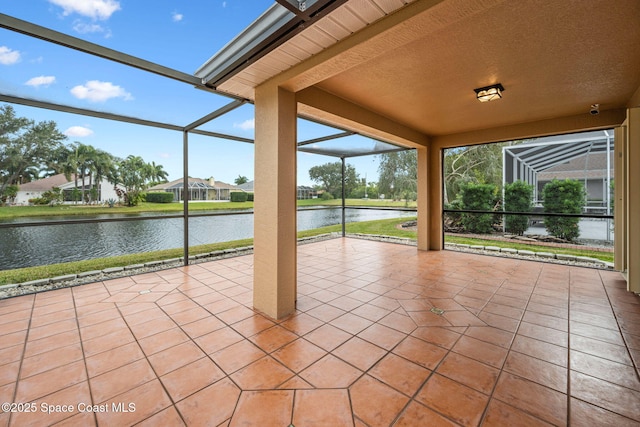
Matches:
[[0, 0, 384, 186]]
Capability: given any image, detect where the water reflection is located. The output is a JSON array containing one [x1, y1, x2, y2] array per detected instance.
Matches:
[[0, 208, 414, 269]]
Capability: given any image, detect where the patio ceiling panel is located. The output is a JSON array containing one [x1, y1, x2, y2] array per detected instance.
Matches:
[[197, 0, 640, 148]]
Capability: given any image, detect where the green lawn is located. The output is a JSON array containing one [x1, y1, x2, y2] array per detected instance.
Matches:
[[0, 198, 415, 220], [0, 215, 613, 286]]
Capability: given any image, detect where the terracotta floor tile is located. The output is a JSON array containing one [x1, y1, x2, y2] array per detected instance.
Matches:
[[279, 312, 324, 336], [570, 321, 626, 346], [28, 318, 77, 341], [136, 406, 186, 427], [330, 312, 374, 335], [333, 337, 387, 371], [482, 399, 554, 427], [378, 311, 418, 333], [570, 350, 640, 392], [249, 325, 298, 353], [180, 316, 226, 338], [415, 374, 490, 427], [504, 351, 567, 393], [161, 357, 225, 402], [369, 353, 431, 396], [392, 336, 448, 370], [350, 375, 410, 427], [436, 352, 499, 395], [138, 327, 189, 356], [0, 344, 23, 366], [357, 323, 407, 350], [443, 309, 487, 327], [306, 304, 347, 323], [351, 304, 392, 322], [410, 326, 461, 349], [477, 311, 520, 332], [231, 314, 275, 337], [231, 356, 294, 390], [216, 305, 256, 325], [81, 328, 134, 358], [90, 358, 156, 403], [52, 410, 96, 427], [176, 378, 240, 426], [523, 311, 569, 332], [96, 379, 172, 426], [14, 360, 87, 402], [299, 354, 362, 388], [517, 322, 568, 347], [394, 400, 458, 427], [278, 375, 314, 390], [407, 310, 453, 327], [570, 397, 639, 427], [510, 335, 568, 367], [328, 295, 365, 311], [464, 326, 514, 349], [493, 372, 567, 426], [271, 339, 327, 373], [230, 390, 294, 427], [147, 341, 206, 376], [304, 323, 352, 352], [9, 381, 91, 427], [19, 343, 84, 379], [482, 302, 525, 320], [85, 342, 145, 378], [211, 340, 266, 374], [195, 327, 244, 354], [0, 361, 19, 388], [293, 389, 354, 427]]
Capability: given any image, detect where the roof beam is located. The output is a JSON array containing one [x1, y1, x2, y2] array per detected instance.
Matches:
[[297, 86, 429, 148]]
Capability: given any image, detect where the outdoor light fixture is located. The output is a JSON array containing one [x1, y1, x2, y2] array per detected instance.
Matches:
[[474, 83, 504, 102]]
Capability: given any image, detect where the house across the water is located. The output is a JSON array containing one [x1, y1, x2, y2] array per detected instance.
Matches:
[[14, 173, 122, 205], [148, 177, 240, 201]]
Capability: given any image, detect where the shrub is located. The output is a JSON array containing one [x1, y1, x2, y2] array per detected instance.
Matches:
[[247, 193, 254, 202], [460, 183, 497, 233], [145, 192, 174, 203], [504, 181, 533, 235], [230, 192, 248, 202], [542, 179, 585, 241], [320, 192, 334, 200]]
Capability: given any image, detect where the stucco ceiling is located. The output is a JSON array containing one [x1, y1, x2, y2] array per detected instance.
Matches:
[[209, 0, 640, 143]]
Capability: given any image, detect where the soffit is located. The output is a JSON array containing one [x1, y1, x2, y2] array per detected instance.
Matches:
[[209, 0, 640, 141]]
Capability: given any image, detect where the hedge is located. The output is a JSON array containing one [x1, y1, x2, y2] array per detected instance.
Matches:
[[230, 192, 248, 202], [542, 179, 585, 241], [504, 180, 533, 235], [145, 192, 174, 203], [460, 182, 497, 234]]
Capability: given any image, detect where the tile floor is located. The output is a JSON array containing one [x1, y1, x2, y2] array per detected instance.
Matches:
[[1, 238, 640, 426]]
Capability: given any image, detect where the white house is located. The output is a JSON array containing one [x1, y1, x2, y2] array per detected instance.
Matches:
[[14, 173, 122, 205]]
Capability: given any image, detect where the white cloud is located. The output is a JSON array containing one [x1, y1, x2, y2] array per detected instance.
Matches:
[[172, 11, 183, 22], [49, 0, 121, 20], [25, 76, 56, 87], [0, 46, 21, 65], [70, 80, 133, 102], [233, 119, 255, 131], [73, 20, 103, 33], [64, 126, 94, 137], [158, 153, 171, 159], [222, 2, 227, 8]]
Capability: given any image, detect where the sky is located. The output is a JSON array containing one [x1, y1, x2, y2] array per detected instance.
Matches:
[[0, 0, 385, 186]]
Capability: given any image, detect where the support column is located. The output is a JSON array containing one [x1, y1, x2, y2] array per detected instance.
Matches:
[[614, 125, 626, 272], [253, 84, 298, 319], [627, 107, 640, 293], [416, 146, 429, 250], [428, 145, 444, 250]]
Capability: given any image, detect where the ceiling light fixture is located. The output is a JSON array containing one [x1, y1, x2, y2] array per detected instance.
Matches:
[[474, 83, 504, 102]]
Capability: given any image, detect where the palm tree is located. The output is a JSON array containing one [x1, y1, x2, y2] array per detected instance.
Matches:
[[146, 161, 168, 186]]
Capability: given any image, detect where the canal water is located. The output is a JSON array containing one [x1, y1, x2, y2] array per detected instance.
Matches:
[[0, 208, 414, 270]]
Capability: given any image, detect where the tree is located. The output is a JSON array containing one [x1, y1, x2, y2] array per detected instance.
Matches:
[[234, 175, 249, 185], [146, 161, 168, 186], [377, 150, 417, 200], [542, 179, 585, 241], [0, 105, 67, 196], [112, 155, 150, 206], [444, 143, 506, 204], [504, 180, 533, 235], [308, 162, 359, 199]]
